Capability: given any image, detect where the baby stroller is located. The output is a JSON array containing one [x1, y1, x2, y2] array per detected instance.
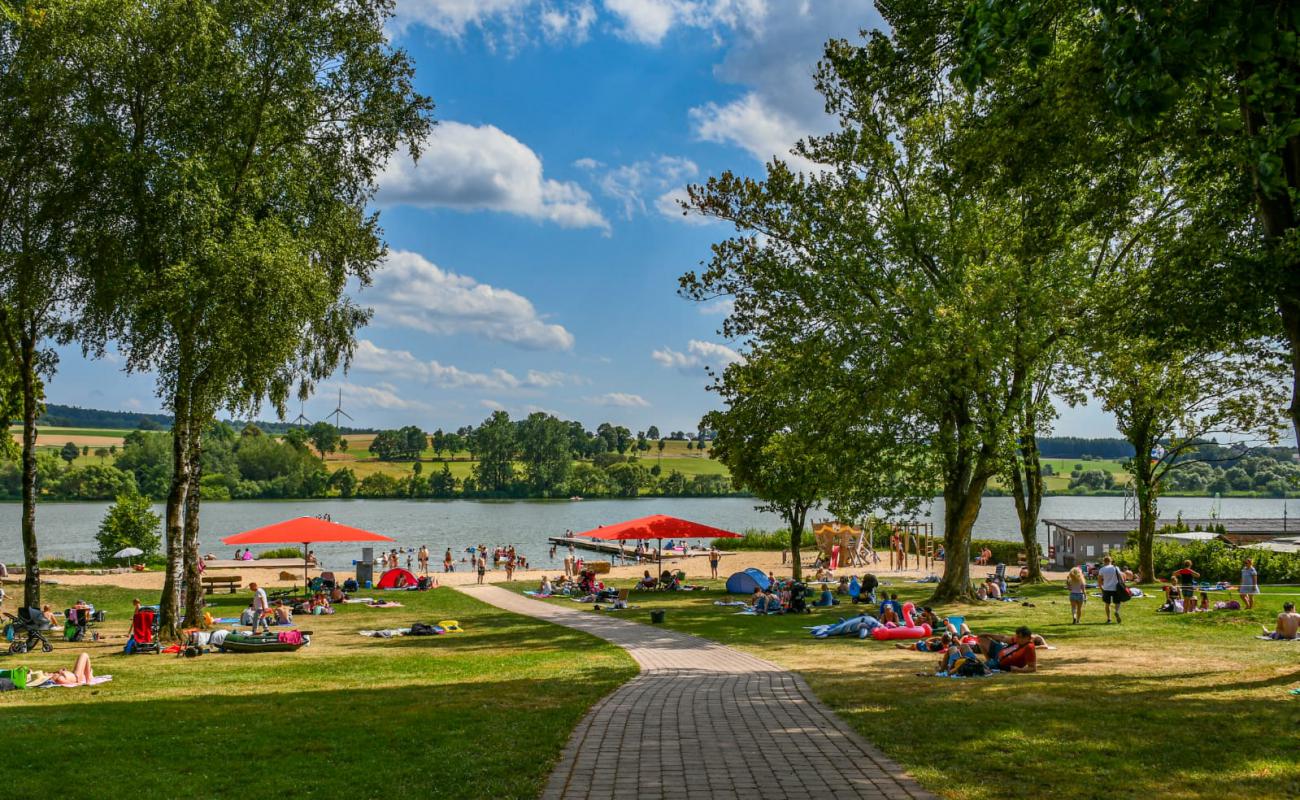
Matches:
[[4, 607, 55, 654], [125, 607, 160, 654], [788, 581, 810, 614]]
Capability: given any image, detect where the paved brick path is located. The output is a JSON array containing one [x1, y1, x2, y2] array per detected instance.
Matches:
[[458, 585, 934, 800]]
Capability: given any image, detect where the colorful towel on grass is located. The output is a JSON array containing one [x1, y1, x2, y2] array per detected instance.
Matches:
[[341, 598, 375, 604], [41, 675, 112, 688], [1256, 635, 1300, 641], [523, 591, 553, 598], [213, 617, 240, 624]]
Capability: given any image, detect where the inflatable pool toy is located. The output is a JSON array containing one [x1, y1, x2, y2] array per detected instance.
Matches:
[[219, 632, 310, 653], [437, 620, 463, 633], [807, 614, 880, 638], [870, 602, 931, 641]]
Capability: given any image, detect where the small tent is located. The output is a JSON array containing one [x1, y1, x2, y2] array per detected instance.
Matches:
[[376, 568, 417, 590], [725, 567, 771, 594]]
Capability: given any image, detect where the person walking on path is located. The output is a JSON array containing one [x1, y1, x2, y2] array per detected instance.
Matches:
[[1240, 558, 1260, 609], [418, 545, 429, 575], [1097, 556, 1125, 624], [1172, 560, 1200, 614], [1065, 566, 1087, 624], [709, 546, 721, 579], [249, 582, 270, 634]]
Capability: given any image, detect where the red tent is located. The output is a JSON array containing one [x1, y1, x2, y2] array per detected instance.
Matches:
[[221, 516, 394, 583], [376, 568, 417, 590], [576, 514, 742, 572]]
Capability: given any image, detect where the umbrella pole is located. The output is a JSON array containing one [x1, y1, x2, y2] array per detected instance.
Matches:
[[304, 542, 310, 588]]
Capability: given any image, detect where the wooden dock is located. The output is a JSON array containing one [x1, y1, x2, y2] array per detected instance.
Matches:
[[547, 537, 724, 561]]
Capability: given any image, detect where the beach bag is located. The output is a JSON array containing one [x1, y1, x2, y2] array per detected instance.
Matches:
[[957, 658, 992, 677], [1115, 580, 1131, 602], [409, 622, 438, 636], [343, 579, 358, 593]]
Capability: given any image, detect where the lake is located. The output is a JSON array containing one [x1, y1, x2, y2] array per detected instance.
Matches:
[[3, 495, 1297, 568]]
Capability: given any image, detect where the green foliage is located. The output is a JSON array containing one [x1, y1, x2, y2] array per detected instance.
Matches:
[[717, 529, 792, 551], [59, 440, 79, 464], [369, 426, 426, 460], [518, 412, 572, 496], [95, 492, 161, 562], [329, 467, 357, 498], [257, 547, 304, 560], [1113, 538, 1300, 586], [470, 411, 516, 493], [358, 471, 401, 498]]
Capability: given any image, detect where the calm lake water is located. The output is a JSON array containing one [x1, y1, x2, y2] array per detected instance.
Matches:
[[2, 495, 1296, 568]]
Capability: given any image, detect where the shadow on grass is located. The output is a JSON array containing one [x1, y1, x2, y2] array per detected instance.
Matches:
[[0, 671, 625, 800]]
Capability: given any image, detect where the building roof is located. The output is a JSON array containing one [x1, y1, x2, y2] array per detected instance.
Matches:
[[1155, 531, 1223, 543], [1042, 518, 1299, 536], [1244, 539, 1300, 554]]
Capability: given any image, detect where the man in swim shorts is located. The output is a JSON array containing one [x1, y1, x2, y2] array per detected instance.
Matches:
[[1262, 602, 1300, 640], [978, 626, 1037, 673], [1172, 560, 1199, 614]]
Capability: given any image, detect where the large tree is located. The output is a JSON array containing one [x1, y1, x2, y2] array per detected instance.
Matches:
[[683, 15, 1110, 602], [81, 0, 432, 636], [961, 0, 1300, 450], [0, 0, 97, 609]]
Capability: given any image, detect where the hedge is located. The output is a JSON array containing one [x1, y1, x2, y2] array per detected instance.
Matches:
[[1112, 539, 1300, 585]]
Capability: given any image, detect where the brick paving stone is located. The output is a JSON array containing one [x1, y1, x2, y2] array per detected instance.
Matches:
[[459, 585, 935, 800]]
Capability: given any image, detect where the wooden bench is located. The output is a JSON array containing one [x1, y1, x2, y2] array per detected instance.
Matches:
[[202, 575, 241, 594]]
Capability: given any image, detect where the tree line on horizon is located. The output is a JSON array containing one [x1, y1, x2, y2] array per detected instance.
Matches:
[[691, 2, 1299, 599]]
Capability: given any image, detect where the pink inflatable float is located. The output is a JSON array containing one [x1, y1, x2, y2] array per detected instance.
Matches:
[[870, 601, 932, 641]]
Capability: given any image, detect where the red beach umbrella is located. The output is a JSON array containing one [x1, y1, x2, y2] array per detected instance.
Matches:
[[222, 516, 394, 584], [576, 514, 741, 573]]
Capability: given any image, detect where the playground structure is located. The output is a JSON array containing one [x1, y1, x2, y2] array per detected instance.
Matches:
[[812, 519, 936, 572]]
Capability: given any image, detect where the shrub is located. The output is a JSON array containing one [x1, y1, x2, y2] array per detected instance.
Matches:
[[1112, 538, 1300, 584], [969, 539, 1023, 566], [258, 547, 305, 560], [716, 529, 791, 551], [95, 491, 162, 562]]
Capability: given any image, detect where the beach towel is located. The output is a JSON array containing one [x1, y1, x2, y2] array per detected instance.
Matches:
[[1256, 635, 1300, 641], [359, 628, 411, 638], [213, 617, 240, 624], [523, 591, 553, 598], [278, 630, 304, 646], [713, 600, 748, 607], [39, 675, 112, 688], [341, 598, 376, 604]]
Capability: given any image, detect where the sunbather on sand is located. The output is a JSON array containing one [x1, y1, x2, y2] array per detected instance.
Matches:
[[1262, 602, 1300, 639]]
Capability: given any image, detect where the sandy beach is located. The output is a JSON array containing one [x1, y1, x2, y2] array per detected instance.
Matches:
[[6, 549, 1070, 592]]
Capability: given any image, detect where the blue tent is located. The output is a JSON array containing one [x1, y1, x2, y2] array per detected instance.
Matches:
[[725, 567, 771, 594]]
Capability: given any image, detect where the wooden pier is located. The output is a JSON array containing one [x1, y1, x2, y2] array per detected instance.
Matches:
[[547, 537, 725, 561]]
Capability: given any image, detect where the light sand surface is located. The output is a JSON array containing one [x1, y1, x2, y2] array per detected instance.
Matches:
[[10, 550, 1069, 591]]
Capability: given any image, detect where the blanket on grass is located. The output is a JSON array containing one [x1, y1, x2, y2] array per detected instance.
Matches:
[[40, 675, 112, 688]]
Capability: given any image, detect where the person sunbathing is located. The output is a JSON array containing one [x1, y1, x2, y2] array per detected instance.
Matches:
[[1262, 602, 1300, 640], [974, 627, 1043, 672], [37, 653, 95, 686], [896, 633, 952, 652], [539, 576, 554, 594], [41, 604, 59, 626], [984, 578, 1002, 599], [916, 607, 942, 630], [938, 641, 978, 674], [880, 605, 900, 626], [273, 601, 293, 625]]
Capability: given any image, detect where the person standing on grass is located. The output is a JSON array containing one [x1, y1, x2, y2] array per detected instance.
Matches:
[[1066, 566, 1087, 624], [1239, 558, 1259, 610], [249, 582, 270, 634], [1172, 560, 1200, 614], [1098, 556, 1125, 624], [709, 546, 720, 579]]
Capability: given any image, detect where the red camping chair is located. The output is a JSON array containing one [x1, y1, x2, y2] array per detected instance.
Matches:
[[128, 608, 160, 654]]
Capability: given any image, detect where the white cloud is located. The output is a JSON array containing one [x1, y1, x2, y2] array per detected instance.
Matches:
[[123, 397, 143, 410], [378, 122, 609, 231], [654, 186, 713, 225], [481, 399, 507, 410], [582, 155, 699, 220], [698, 298, 735, 315], [391, 0, 533, 37], [652, 339, 744, 372], [329, 381, 433, 412], [542, 2, 596, 42], [588, 392, 650, 408], [603, 0, 767, 45], [352, 340, 578, 392], [367, 251, 576, 351], [690, 92, 821, 172]]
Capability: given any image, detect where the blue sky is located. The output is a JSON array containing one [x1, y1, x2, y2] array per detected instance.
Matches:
[[47, 0, 1119, 438]]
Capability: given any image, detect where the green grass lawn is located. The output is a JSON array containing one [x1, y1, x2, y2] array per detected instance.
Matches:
[[1, 583, 636, 799], [507, 578, 1300, 800]]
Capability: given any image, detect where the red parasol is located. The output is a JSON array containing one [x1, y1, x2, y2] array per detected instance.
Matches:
[[222, 516, 394, 584], [576, 514, 741, 573]]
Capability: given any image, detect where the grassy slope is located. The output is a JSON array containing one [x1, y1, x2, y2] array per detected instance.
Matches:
[[509, 578, 1300, 800], [1, 584, 636, 799]]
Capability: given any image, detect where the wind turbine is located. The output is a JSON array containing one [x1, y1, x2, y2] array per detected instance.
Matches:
[[290, 400, 311, 427], [327, 388, 353, 429]]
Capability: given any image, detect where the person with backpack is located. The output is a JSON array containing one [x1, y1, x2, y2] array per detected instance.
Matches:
[[1097, 556, 1126, 624]]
